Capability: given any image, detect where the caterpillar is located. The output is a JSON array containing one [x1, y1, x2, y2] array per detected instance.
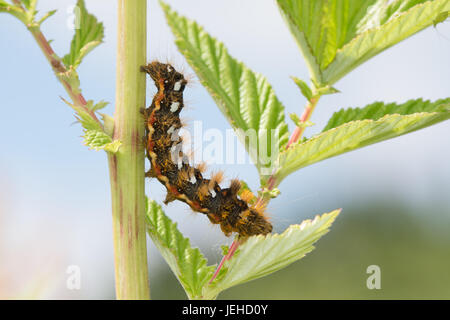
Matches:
[[141, 61, 272, 237]]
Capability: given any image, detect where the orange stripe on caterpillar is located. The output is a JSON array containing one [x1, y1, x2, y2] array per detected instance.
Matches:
[[141, 61, 272, 237]]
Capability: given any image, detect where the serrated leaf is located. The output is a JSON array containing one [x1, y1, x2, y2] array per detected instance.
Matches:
[[434, 10, 449, 26], [203, 209, 340, 299], [146, 198, 215, 300], [161, 2, 289, 177], [275, 107, 450, 183], [323, 0, 450, 84], [277, 0, 449, 85], [277, 0, 378, 84], [323, 98, 450, 131], [62, 0, 104, 68], [61, 97, 102, 132], [83, 129, 120, 153]]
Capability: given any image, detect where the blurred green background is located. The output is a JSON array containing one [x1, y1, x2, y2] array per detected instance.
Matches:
[[0, 0, 449, 299], [150, 202, 450, 299]]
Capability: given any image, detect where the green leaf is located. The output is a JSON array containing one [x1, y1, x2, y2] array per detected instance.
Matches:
[[87, 100, 109, 112], [291, 76, 313, 101], [290, 113, 314, 129], [160, 1, 289, 177], [203, 209, 341, 299], [277, 0, 450, 85], [83, 129, 121, 153], [100, 113, 115, 137], [57, 66, 81, 95], [323, 0, 450, 84], [62, 0, 104, 68], [37, 9, 56, 26], [323, 98, 450, 131], [61, 97, 102, 132], [434, 10, 449, 26], [277, 0, 378, 84], [275, 105, 450, 184], [21, 0, 35, 10], [146, 198, 215, 300]]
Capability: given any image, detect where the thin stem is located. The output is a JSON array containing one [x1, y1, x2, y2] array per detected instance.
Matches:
[[286, 96, 318, 149], [18, 19, 102, 126], [209, 95, 321, 282], [260, 95, 320, 204], [107, 0, 149, 300], [209, 238, 241, 284]]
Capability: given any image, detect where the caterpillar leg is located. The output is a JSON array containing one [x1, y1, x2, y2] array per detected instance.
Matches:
[[163, 192, 177, 205], [145, 168, 157, 178]]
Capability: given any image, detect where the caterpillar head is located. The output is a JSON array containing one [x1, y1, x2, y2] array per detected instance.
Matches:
[[141, 61, 187, 92]]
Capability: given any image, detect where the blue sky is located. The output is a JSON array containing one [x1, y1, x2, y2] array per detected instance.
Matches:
[[0, 0, 449, 298]]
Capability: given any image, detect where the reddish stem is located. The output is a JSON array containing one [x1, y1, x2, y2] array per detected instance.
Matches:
[[286, 97, 317, 149], [16, 5, 103, 127], [209, 238, 241, 284], [209, 96, 320, 284]]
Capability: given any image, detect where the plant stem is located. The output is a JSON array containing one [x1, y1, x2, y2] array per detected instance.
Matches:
[[107, 0, 149, 299], [258, 95, 320, 205], [13, 12, 102, 126], [286, 96, 319, 149]]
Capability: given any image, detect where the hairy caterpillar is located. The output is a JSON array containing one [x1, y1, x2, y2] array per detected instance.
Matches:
[[142, 61, 272, 237]]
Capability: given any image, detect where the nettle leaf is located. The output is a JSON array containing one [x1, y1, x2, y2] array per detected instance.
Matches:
[[203, 209, 340, 299], [277, 0, 378, 84], [434, 10, 449, 26], [83, 129, 121, 153], [161, 2, 289, 178], [291, 76, 313, 101], [277, 0, 450, 85], [62, 0, 104, 68], [146, 198, 215, 300], [324, 0, 450, 84], [323, 98, 450, 131], [275, 102, 450, 183], [61, 97, 102, 131]]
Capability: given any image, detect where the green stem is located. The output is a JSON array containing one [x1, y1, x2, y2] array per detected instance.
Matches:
[[107, 0, 149, 300]]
